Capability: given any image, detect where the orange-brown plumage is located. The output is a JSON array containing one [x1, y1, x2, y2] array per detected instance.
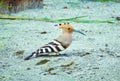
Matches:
[[58, 23, 74, 33]]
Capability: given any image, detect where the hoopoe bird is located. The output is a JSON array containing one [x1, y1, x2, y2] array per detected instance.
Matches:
[[24, 23, 85, 60]]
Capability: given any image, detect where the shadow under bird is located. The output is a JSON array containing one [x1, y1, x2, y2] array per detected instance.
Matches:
[[24, 23, 86, 60]]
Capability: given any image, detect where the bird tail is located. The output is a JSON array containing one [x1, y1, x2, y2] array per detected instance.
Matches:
[[24, 52, 37, 60]]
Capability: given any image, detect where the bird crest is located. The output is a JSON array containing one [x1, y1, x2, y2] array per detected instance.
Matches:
[[55, 23, 74, 33]]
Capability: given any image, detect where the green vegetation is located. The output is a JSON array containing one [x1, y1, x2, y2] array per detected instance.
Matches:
[[0, 14, 117, 24], [93, 0, 119, 2], [0, 0, 11, 9], [56, 16, 87, 22], [0, 0, 3, 8]]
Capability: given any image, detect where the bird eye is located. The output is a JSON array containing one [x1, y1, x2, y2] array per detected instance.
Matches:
[[68, 28, 71, 30], [59, 24, 61, 26]]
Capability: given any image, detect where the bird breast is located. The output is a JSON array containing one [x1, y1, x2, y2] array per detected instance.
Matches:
[[57, 33, 72, 48]]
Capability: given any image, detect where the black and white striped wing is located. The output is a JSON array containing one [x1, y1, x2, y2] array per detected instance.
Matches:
[[24, 40, 66, 60], [36, 39, 66, 55]]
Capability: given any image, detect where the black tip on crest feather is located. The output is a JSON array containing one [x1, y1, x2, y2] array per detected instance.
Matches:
[[59, 24, 61, 26], [64, 23, 66, 25]]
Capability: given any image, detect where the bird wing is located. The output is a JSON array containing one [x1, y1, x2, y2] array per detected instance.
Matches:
[[39, 40, 66, 54], [24, 39, 66, 60]]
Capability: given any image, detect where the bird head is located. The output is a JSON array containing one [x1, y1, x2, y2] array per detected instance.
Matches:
[[58, 23, 74, 33], [55, 23, 86, 35]]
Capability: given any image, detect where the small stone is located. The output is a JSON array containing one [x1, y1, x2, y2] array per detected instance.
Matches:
[[40, 31, 47, 34], [63, 6, 68, 9], [43, 4, 48, 7], [47, 68, 54, 73], [99, 48, 104, 52], [66, 71, 72, 74], [99, 55, 104, 57], [36, 59, 50, 65], [2, 65, 6, 67], [26, 67, 31, 70], [116, 17, 120, 21], [61, 61, 74, 67], [83, 6, 89, 9], [86, 6, 89, 9], [116, 55, 120, 57], [2, 64, 11, 68], [43, 73, 47, 75], [50, 73, 57, 75], [101, 76, 104, 79], [86, 52, 90, 55], [92, 67, 99, 69], [105, 44, 108, 47], [80, 52, 91, 57], [15, 50, 24, 56]]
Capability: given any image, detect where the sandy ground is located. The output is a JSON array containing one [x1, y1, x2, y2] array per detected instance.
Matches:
[[0, 0, 120, 81]]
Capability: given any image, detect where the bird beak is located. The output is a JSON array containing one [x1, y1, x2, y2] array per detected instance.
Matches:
[[74, 29, 86, 36], [54, 24, 58, 26]]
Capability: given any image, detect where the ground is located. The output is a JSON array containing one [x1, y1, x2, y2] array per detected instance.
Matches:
[[0, 0, 120, 81]]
